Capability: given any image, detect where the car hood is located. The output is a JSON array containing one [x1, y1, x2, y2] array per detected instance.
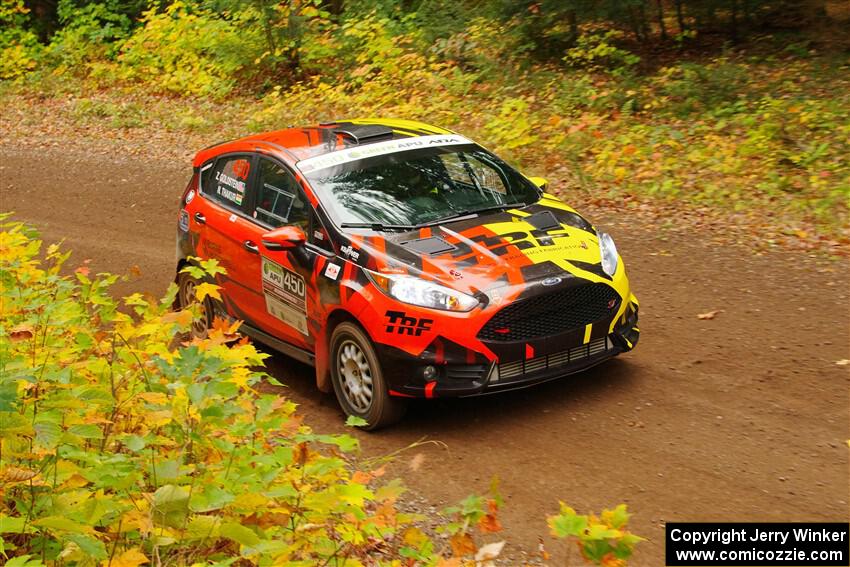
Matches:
[[342, 197, 614, 299]]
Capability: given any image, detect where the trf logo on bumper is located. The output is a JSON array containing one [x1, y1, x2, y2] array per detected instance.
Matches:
[[385, 311, 433, 336]]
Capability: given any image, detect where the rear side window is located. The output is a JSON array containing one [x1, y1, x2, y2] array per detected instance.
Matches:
[[253, 158, 310, 231], [202, 156, 252, 208]]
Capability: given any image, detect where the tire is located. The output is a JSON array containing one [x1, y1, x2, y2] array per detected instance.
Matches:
[[329, 322, 406, 430], [177, 271, 213, 339]]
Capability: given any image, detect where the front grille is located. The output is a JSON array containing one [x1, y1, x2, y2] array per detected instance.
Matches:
[[495, 336, 611, 382], [478, 283, 620, 342]]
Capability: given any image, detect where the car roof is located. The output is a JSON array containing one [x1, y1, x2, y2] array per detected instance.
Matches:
[[192, 118, 456, 168]]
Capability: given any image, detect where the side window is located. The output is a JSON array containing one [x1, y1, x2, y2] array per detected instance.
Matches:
[[202, 156, 252, 208], [253, 158, 310, 231]]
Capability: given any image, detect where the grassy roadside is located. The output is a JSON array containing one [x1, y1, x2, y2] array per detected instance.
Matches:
[[1, 47, 848, 256]]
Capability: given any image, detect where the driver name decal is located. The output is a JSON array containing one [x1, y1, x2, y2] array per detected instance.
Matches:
[[261, 257, 308, 335]]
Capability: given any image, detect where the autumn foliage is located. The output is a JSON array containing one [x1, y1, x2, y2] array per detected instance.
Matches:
[[0, 219, 641, 565]]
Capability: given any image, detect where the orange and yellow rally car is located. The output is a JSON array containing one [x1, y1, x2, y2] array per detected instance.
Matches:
[[175, 119, 639, 429]]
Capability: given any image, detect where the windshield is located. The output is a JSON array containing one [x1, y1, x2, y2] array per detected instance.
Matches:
[[302, 144, 541, 228]]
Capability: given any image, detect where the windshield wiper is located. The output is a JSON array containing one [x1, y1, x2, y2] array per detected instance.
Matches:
[[414, 202, 528, 229], [340, 222, 415, 232]]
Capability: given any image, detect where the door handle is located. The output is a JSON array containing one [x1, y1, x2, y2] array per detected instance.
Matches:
[[243, 240, 259, 254], [193, 212, 206, 225]]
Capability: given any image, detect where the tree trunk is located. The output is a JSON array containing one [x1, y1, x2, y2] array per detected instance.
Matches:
[[567, 9, 579, 45], [656, 0, 668, 40], [674, 0, 686, 33], [730, 0, 739, 42]]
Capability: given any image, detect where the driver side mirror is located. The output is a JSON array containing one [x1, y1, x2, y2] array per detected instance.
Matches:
[[527, 176, 549, 191], [262, 225, 306, 251]]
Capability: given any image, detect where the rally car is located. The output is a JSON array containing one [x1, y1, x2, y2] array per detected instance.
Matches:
[[175, 119, 639, 429]]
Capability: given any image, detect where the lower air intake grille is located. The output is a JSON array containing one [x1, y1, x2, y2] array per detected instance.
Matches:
[[495, 336, 611, 382], [478, 283, 620, 342]]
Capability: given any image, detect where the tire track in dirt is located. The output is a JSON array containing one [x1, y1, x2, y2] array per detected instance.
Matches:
[[2, 148, 848, 565]]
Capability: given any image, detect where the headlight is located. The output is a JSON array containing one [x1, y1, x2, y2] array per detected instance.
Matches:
[[365, 270, 479, 312], [598, 231, 619, 276]]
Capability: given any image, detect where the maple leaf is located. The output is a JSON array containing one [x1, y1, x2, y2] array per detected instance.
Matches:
[[449, 532, 476, 557], [478, 499, 502, 533], [194, 282, 221, 301]]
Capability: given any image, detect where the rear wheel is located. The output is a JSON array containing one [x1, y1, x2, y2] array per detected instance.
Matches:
[[177, 272, 213, 339], [330, 322, 406, 430]]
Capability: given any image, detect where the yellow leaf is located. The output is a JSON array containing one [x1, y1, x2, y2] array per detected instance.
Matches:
[[194, 282, 221, 301], [106, 548, 149, 567]]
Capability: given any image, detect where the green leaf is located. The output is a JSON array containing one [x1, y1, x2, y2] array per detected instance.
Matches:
[[5, 555, 46, 567], [345, 415, 368, 427], [0, 412, 34, 439], [33, 420, 63, 448], [220, 521, 261, 547], [334, 483, 373, 506], [68, 423, 103, 439], [548, 512, 588, 538], [585, 523, 622, 540], [603, 503, 630, 529], [123, 434, 146, 452], [0, 515, 28, 534], [153, 485, 190, 512], [66, 533, 108, 560], [32, 516, 94, 534]]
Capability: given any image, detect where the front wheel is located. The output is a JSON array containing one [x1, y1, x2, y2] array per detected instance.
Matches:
[[329, 322, 406, 430]]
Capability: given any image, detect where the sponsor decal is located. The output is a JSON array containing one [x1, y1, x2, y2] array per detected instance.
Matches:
[[385, 310, 433, 336], [232, 158, 251, 180], [178, 209, 190, 232], [324, 263, 341, 281], [185, 189, 195, 204], [261, 257, 308, 335], [214, 159, 250, 205], [541, 277, 562, 286], [340, 244, 360, 261], [297, 134, 473, 173], [449, 269, 463, 280], [228, 213, 237, 222], [313, 230, 325, 241]]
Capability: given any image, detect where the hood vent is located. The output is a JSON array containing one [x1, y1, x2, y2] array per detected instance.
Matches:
[[525, 210, 560, 230], [399, 236, 457, 255]]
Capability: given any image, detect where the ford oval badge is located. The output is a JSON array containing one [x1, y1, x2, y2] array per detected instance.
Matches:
[[541, 277, 562, 287]]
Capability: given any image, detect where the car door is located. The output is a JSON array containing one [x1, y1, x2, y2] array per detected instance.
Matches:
[[192, 153, 263, 323], [236, 155, 334, 351]]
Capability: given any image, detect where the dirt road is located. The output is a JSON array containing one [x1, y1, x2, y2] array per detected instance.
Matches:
[[2, 147, 848, 565]]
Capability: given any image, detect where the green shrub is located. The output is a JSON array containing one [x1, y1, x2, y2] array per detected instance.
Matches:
[[0, 218, 641, 565], [563, 30, 640, 76], [0, 219, 424, 563], [0, 0, 42, 80]]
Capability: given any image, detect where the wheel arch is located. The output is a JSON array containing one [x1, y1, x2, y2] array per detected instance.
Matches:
[[318, 308, 372, 392]]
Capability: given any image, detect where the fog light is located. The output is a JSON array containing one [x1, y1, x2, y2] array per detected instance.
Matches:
[[422, 365, 437, 380]]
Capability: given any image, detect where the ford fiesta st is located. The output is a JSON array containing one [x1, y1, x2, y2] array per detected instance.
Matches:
[[175, 119, 639, 429]]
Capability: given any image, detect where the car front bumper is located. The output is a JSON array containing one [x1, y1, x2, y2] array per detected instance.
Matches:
[[379, 303, 639, 398]]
